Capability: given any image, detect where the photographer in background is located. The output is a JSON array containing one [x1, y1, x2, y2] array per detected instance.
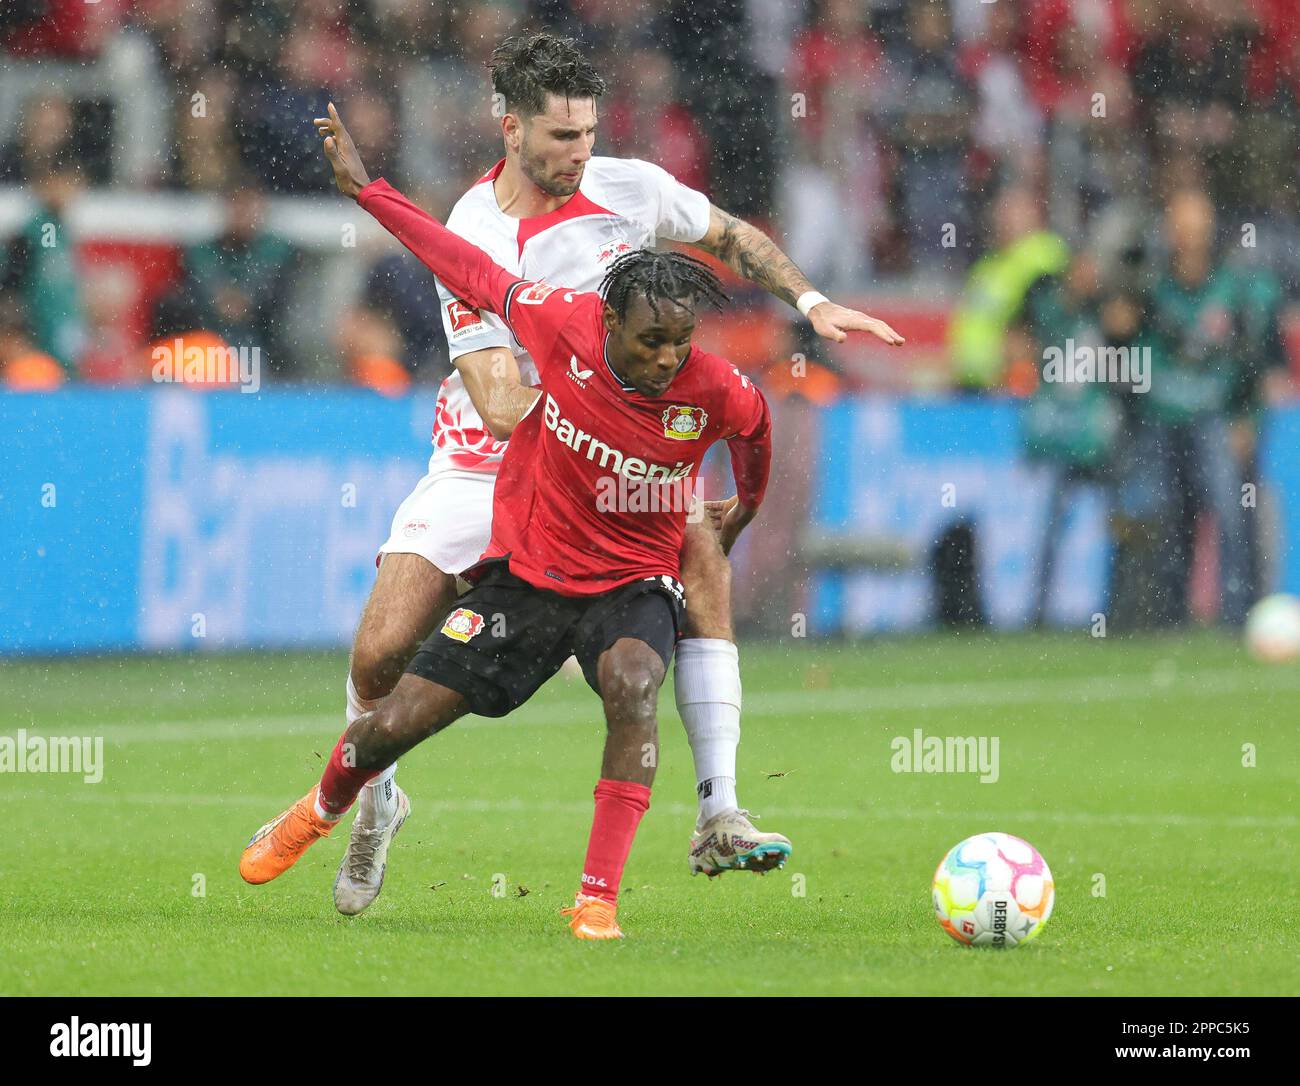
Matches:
[[1109, 187, 1251, 628], [1223, 249, 1290, 600], [1018, 250, 1120, 627]]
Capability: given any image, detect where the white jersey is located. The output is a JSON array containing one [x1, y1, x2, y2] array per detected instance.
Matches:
[[427, 155, 712, 478]]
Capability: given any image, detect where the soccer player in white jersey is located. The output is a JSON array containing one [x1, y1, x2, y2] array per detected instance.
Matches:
[[333, 33, 903, 915]]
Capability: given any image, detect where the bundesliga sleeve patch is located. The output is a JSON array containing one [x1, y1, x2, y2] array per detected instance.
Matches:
[[441, 607, 486, 642], [515, 281, 557, 305], [446, 299, 484, 340], [662, 405, 708, 440]]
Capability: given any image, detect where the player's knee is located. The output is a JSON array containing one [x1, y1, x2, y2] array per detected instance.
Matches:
[[351, 703, 407, 764], [599, 644, 664, 722], [350, 661, 391, 704], [603, 665, 660, 711], [360, 694, 449, 766], [351, 636, 415, 702]]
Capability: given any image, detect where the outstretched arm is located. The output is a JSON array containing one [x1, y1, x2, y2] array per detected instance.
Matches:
[[317, 105, 540, 436], [690, 204, 905, 346], [316, 103, 518, 319]]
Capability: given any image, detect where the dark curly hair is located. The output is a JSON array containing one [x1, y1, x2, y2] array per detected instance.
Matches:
[[489, 33, 607, 117], [600, 250, 729, 322]]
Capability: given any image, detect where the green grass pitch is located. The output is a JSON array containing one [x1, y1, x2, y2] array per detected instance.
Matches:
[[1, 633, 1296, 996]]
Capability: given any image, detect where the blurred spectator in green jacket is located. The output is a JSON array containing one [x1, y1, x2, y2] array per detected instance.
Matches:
[[1222, 252, 1290, 602], [1112, 187, 1253, 626], [180, 187, 295, 368], [1, 153, 87, 374], [1018, 251, 1121, 626]]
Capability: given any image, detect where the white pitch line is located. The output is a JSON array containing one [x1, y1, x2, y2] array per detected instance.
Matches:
[[10, 666, 1300, 744], [15, 791, 1297, 831]]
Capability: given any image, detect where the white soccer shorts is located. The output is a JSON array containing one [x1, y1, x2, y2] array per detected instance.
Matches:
[[377, 471, 496, 576]]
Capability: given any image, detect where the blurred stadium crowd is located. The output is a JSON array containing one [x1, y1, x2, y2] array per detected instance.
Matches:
[[1, 0, 1296, 380], [1, 0, 1297, 628]]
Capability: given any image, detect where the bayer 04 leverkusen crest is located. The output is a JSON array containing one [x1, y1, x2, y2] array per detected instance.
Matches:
[[440, 607, 485, 643], [662, 405, 708, 440]]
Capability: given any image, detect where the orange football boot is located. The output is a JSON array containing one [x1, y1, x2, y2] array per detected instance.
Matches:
[[561, 894, 624, 940], [240, 787, 336, 884]]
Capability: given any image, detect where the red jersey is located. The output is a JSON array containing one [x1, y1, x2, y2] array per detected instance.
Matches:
[[358, 178, 772, 597]]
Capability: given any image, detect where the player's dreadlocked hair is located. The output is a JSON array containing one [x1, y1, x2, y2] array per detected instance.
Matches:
[[599, 250, 729, 322], [489, 33, 607, 116]]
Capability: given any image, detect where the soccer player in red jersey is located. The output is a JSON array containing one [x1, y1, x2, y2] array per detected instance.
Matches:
[[240, 106, 777, 939], [327, 35, 903, 917]]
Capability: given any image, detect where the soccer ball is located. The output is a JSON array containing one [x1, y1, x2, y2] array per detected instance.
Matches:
[[1244, 594, 1300, 663], [932, 832, 1054, 948]]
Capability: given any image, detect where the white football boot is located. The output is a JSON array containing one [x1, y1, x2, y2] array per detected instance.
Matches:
[[688, 808, 792, 877], [333, 785, 411, 915]]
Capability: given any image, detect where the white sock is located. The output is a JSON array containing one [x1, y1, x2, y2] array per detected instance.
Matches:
[[674, 638, 742, 823], [359, 764, 399, 827], [697, 775, 737, 822], [347, 675, 400, 827]]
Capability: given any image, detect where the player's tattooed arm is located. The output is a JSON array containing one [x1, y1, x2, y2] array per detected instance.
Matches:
[[694, 205, 809, 308], [456, 347, 541, 441], [692, 204, 904, 346]]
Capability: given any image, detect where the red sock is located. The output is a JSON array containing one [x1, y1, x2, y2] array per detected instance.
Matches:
[[317, 731, 378, 816], [578, 778, 651, 905]]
